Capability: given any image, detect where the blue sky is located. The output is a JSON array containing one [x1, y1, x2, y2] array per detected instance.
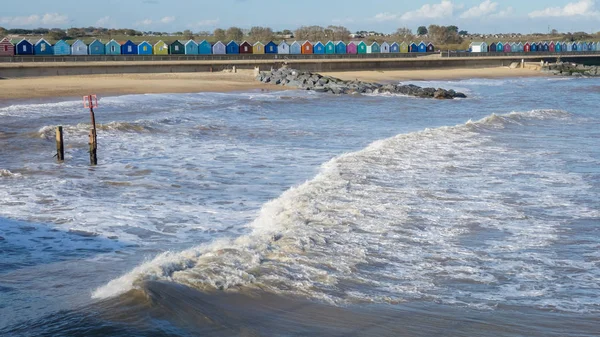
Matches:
[[1, 0, 600, 34]]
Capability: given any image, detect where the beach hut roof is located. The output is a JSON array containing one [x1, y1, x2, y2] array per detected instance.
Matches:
[[370, 41, 379, 46], [291, 40, 301, 46], [34, 38, 51, 46], [278, 40, 289, 46], [253, 41, 264, 46], [185, 39, 198, 46], [227, 40, 238, 46], [16, 38, 32, 45], [336, 40, 346, 45]]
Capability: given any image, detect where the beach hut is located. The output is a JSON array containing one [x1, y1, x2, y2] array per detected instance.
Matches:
[[325, 41, 335, 54], [517, 42, 524, 52], [554, 41, 562, 52], [571, 42, 578, 51], [169, 40, 184, 54], [489, 42, 497, 52], [121, 40, 138, 55], [400, 42, 409, 53], [154, 40, 169, 55], [239, 41, 252, 54], [0, 37, 14, 56], [71, 40, 88, 55], [537, 42, 544, 51], [278, 41, 290, 54], [530, 42, 538, 52], [409, 42, 418, 52], [566, 42, 573, 52], [503, 42, 511, 52], [301, 41, 313, 54], [265, 41, 278, 54], [582, 41, 589, 51], [290, 41, 301, 54], [53, 40, 70, 55], [253, 41, 264, 54], [335, 41, 346, 54], [15, 39, 33, 55], [34, 38, 53, 55], [226, 40, 239, 54], [418, 42, 427, 53], [313, 41, 324, 54], [106, 39, 121, 55], [89, 39, 105, 55], [346, 41, 357, 54], [497, 42, 504, 52], [357, 41, 367, 54], [524, 42, 531, 52], [390, 42, 399, 53], [542, 42, 549, 52], [561, 42, 568, 52], [426, 42, 435, 52], [591, 42, 597, 51], [367, 42, 380, 53], [510, 42, 518, 52], [199, 40, 212, 54], [184, 40, 198, 55], [138, 41, 152, 55], [212, 41, 226, 54], [469, 42, 487, 53], [549, 41, 555, 52], [381, 42, 390, 53]]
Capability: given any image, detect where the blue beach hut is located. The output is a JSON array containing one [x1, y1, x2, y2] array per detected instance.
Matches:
[[106, 39, 121, 55], [226, 40, 239, 54], [582, 42, 589, 51], [542, 42, 549, 52], [265, 41, 278, 54], [34, 38, 53, 55], [121, 40, 138, 55], [555, 41, 562, 52], [496, 42, 504, 52], [591, 42, 597, 51], [138, 41, 152, 55], [409, 42, 418, 52], [71, 40, 88, 55], [571, 42, 578, 51], [198, 40, 212, 54], [313, 41, 325, 54], [212, 41, 226, 54], [15, 39, 33, 55], [390, 42, 399, 53], [184, 40, 198, 54], [89, 39, 105, 54], [531, 42, 538, 52], [335, 41, 346, 54], [290, 41, 301, 54], [418, 41, 427, 53], [53, 40, 70, 55], [563, 42, 569, 52], [368, 42, 380, 53], [325, 41, 335, 54]]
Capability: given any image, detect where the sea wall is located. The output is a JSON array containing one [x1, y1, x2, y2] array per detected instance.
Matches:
[[0, 58, 522, 78]]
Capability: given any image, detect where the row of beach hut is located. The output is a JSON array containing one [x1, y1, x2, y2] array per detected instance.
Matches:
[[470, 41, 600, 53], [0, 37, 438, 56]]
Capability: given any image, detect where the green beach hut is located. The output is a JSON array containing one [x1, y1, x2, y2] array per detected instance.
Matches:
[[325, 41, 335, 54], [357, 41, 367, 54], [169, 40, 185, 54]]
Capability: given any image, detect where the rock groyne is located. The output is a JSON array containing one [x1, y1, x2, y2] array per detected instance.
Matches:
[[542, 62, 600, 77], [256, 68, 466, 99]]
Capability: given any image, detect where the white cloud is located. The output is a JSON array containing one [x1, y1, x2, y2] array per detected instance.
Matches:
[[136, 19, 153, 26], [460, 0, 498, 18], [528, 0, 599, 18], [373, 12, 398, 22], [0, 13, 68, 26], [400, 0, 457, 20], [160, 16, 175, 24], [96, 16, 111, 26], [492, 6, 515, 18]]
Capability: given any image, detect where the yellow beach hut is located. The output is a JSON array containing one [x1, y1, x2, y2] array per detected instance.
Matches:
[[253, 41, 265, 54], [400, 42, 409, 53], [154, 40, 169, 55]]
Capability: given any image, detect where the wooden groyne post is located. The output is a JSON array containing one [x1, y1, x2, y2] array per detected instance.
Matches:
[[55, 126, 64, 162], [84, 95, 99, 166]]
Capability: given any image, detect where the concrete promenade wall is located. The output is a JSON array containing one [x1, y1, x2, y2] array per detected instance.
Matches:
[[1, 54, 600, 78]]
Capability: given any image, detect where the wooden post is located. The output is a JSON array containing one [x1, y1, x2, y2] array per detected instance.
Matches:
[[55, 126, 64, 162], [88, 95, 98, 166]]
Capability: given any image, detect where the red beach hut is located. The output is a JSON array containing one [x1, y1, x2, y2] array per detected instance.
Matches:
[[524, 43, 531, 52], [0, 37, 15, 56], [549, 41, 556, 52], [301, 41, 313, 54], [240, 41, 253, 54]]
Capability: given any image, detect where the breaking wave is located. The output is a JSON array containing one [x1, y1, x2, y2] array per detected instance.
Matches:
[[93, 109, 597, 313]]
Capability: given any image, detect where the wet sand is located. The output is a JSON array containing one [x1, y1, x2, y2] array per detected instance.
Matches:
[[0, 67, 545, 101]]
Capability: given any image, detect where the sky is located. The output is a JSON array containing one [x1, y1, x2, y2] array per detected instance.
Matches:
[[1, 0, 600, 34]]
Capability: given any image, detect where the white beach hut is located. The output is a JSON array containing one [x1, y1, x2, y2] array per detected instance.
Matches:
[[71, 40, 88, 55], [380, 42, 390, 53], [212, 41, 226, 55], [278, 41, 290, 54]]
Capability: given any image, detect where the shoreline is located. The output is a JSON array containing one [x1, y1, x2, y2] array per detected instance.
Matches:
[[0, 67, 546, 102]]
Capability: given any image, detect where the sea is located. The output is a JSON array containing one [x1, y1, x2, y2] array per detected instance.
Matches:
[[0, 76, 599, 336]]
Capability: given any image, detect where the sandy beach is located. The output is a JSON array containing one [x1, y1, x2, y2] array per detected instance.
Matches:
[[0, 67, 544, 101], [321, 67, 545, 82]]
